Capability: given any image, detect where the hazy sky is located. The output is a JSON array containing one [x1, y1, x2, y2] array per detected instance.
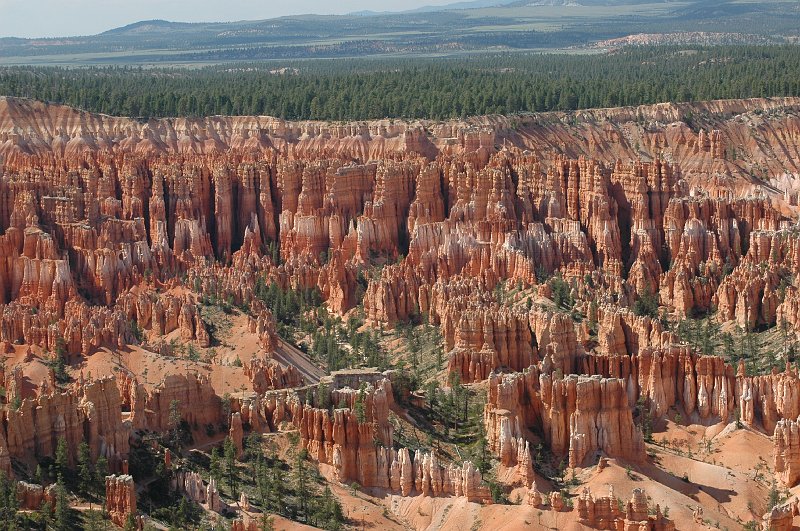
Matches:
[[0, 0, 456, 39]]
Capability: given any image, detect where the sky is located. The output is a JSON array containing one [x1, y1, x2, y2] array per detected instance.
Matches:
[[0, 0, 456, 39]]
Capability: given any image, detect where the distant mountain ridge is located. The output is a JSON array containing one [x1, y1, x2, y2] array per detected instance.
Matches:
[[0, 0, 797, 65], [100, 19, 203, 35], [351, 0, 678, 15], [4, 0, 785, 40]]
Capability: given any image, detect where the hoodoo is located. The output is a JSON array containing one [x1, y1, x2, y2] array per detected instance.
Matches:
[[0, 95, 798, 529]]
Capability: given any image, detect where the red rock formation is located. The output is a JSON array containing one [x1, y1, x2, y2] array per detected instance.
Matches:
[[255, 379, 492, 501], [716, 264, 780, 330], [0, 377, 129, 470], [105, 474, 136, 527], [173, 469, 206, 504], [527, 482, 543, 507], [0, 98, 796, 357], [129, 373, 221, 433], [775, 417, 800, 488], [244, 357, 303, 393], [623, 489, 675, 531], [16, 481, 44, 510], [292, 380, 394, 485], [172, 467, 229, 514], [577, 486, 675, 530], [207, 478, 223, 512], [485, 369, 645, 469], [778, 286, 800, 338], [551, 375, 645, 467], [3, 96, 800, 523], [550, 490, 565, 511], [580, 347, 800, 436], [577, 485, 622, 528], [446, 305, 535, 383], [738, 363, 800, 434], [581, 347, 739, 425], [762, 498, 799, 531], [231, 519, 260, 531], [229, 412, 244, 459]]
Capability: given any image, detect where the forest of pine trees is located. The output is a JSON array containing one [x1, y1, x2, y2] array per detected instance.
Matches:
[[2, 46, 800, 121]]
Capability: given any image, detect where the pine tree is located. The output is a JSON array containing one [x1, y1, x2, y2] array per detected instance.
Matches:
[[52, 336, 70, 384], [54, 437, 68, 480], [312, 486, 344, 530], [224, 437, 239, 498], [176, 497, 191, 526], [94, 456, 109, 498], [123, 512, 138, 531], [210, 447, 222, 486], [82, 510, 106, 531], [768, 479, 781, 508], [260, 513, 275, 531], [353, 383, 367, 423], [315, 383, 331, 411], [474, 420, 490, 474], [0, 471, 18, 531], [168, 399, 182, 451], [293, 448, 310, 523], [53, 479, 70, 531], [721, 332, 736, 362], [269, 453, 286, 515], [221, 394, 232, 428], [77, 441, 93, 496], [255, 455, 269, 509], [3, 47, 800, 121], [635, 397, 653, 442]]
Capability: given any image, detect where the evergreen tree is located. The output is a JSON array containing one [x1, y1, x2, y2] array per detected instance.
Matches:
[[474, 419, 490, 474], [314, 383, 331, 410], [3, 46, 800, 121], [312, 486, 344, 530], [224, 437, 239, 498], [94, 456, 109, 498], [0, 471, 18, 531], [77, 441, 93, 496], [210, 447, 222, 486], [52, 336, 70, 384], [266, 452, 286, 516], [768, 479, 782, 509], [550, 275, 574, 310], [260, 513, 275, 531], [54, 437, 69, 480], [425, 380, 440, 412], [168, 399, 182, 450], [123, 512, 138, 531], [53, 479, 70, 531], [175, 497, 192, 527], [635, 397, 653, 443], [632, 287, 659, 318], [721, 332, 736, 362], [255, 455, 269, 510], [82, 510, 106, 531], [293, 448, 310, 523], [353, 383, 367, 424]]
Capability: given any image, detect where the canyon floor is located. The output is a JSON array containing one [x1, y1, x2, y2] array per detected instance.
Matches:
[[2, 96, 800, 530]]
